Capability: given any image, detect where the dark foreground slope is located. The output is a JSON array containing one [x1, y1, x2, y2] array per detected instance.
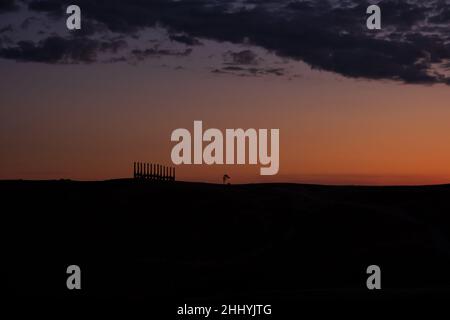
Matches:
[[3, 180, 450, 306]]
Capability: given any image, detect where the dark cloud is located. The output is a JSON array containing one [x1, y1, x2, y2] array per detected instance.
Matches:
[[28, 0, 63, 14], [379, 0, 427, 29], [169, 34, 202, 46], [0, 0, 17, 13], [0, 36, 127, 63], [0, 24, 13, 33], [216, 65, 285, 77], [2, 0, 450, 84], [430, 6, 450, 24], [131, 47, 192, 61], [21, 16, 39, 29], [224, 50, 261, 65], [218, 50, 285, 76]]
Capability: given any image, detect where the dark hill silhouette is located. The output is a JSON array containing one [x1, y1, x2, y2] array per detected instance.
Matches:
[[3, 179, 450, 310]]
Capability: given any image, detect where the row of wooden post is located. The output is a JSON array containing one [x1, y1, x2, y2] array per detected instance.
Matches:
[[133, 162, 175, 181]]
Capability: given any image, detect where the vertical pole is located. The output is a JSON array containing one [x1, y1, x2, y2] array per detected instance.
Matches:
[[133, 162, 136, 179], [150, 163, 153, 180], [144, 162, 147, 179]]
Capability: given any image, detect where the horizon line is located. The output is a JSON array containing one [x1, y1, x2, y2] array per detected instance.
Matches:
[[2, 178, 450, 188]]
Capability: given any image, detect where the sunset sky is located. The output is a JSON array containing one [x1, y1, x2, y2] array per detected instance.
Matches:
[[1, 0, 450, 185]]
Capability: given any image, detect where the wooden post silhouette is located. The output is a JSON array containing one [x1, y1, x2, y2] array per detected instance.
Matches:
[[132, 162, 176, 181], [150, 163, 153, 180]]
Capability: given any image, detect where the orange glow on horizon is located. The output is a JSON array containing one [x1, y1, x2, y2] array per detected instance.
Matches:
[[1, 61, 450, 186]]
